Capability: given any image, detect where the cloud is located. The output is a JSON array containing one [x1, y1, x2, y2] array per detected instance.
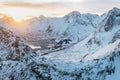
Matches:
[[2, 3, 69, 12], [0, 0, 120, 17], [0, 2, 72, 17], [0, 0, 85, 3]]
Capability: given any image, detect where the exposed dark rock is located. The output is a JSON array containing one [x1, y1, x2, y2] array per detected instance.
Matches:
[[46, 25, 52, 33], [87, 37, 100, 46], [54, 39, 72, 49], [104, 8, 120, 32], [112, 30, 120, 43]]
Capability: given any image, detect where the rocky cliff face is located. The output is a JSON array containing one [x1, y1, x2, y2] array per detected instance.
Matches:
[[102, 8, 120, 32], [0, 26, 35, 80], [112, 30, 120, 43], [0, 27, 53, 80], [97, 8, 120, 33], [0, 27, 36, 62]]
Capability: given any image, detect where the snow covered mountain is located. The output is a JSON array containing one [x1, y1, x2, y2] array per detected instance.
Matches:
[[25, 11, 99, 42], [39, 7, 120, 79], [0, 7, 120, 80], [41, 7, 120, 61], [0, 11, 100, 49]]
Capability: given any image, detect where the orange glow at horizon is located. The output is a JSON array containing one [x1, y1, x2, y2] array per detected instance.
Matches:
[[0, 7, 33, 22], [0, 5, 71, 22], [11, 14, 25, 22]]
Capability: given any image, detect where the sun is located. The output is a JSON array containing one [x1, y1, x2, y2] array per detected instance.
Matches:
[[12, 14, 24, 22], [1, 7, 28, 22]]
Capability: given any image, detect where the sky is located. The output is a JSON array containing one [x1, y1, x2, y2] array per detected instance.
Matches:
[[0, 0, 120, 21]]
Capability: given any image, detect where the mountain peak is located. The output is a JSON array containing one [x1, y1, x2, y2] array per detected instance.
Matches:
[[108, 7, 120, 15], [112, 7, 120, 11], [66, 11, 81, 17], [63, 11, 81, 23], [39, 15, 46, 19], [101, 7, 120, 32]]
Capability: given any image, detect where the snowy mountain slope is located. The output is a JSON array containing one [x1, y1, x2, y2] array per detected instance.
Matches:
[[43, 7, 120, 61], [25, 11, 99, 42], [28, 7, 120, 80], [46, 48, 120, 80], [1, 41, 119, 80], [36, 7, 120, 80]]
